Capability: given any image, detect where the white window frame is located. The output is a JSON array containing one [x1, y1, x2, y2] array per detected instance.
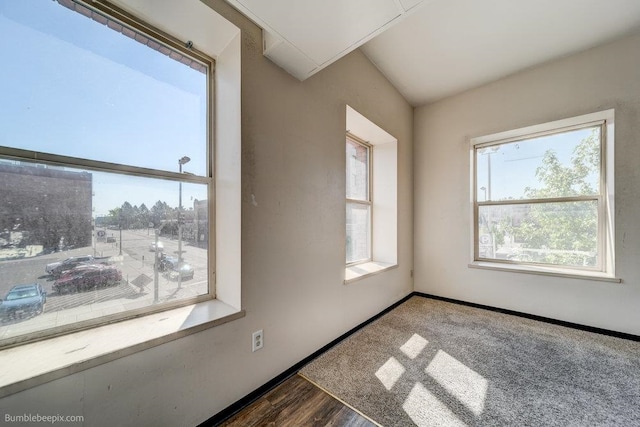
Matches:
[[469, 110, 617, 281], [0, 0, 216, 348], [0, 0, 243, 398], [346, 133, 373, 266], [344, 105, 398, 283]]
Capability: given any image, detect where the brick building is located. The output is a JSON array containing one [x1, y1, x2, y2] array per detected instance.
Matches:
[[193, 199, 209, 247], [0, 162, 93, 251]]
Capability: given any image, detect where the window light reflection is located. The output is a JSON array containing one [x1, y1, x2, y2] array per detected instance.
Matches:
[[400, 333, 428, 359], [425, 350, 488, 416], [375, 357, 406, 391], [402, 382, 468, 427]]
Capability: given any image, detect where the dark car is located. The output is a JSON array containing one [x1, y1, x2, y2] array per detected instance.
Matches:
[[46, 255, 96, 277], [157, 255, 194, 280], [167, 262, 195, 281], [0, 284, 47, 321], [53, 265, 122, 294]]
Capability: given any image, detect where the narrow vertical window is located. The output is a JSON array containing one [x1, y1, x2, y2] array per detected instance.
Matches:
[[346, 135, 372, 264]]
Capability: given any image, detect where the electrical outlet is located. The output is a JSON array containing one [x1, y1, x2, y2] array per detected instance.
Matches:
[[252, 330, 264, 352]]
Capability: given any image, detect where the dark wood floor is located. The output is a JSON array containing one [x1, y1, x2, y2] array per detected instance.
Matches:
[[221, 374, 377, 426]]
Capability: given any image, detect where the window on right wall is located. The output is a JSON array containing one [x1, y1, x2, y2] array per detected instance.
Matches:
[[470, 110, 616, 279]]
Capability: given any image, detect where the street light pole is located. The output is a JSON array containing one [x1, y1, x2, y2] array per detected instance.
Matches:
[[177, 156, 190, 289], [154, 228, 160, 303]]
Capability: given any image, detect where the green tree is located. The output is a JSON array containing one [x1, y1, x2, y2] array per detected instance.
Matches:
[[119, 202, 135, 229], [137, 203, 150, 229], [150, 201, 169, 228], [517, 130, 600, 266]]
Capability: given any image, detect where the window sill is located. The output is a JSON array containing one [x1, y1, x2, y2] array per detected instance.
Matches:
[[468, 261, 621, 283], [345, 262, 398, 284], [0, 299, 244, 398]]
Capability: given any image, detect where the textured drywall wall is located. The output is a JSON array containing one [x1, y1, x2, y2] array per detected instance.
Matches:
[[0, 0, 413, 425], [414, 31, 640, 335]]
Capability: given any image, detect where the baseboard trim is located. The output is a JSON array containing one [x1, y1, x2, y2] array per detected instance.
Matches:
[[199, 290, 639, 425], [198, 292, 414, 426], [414, 292, 640, 342]]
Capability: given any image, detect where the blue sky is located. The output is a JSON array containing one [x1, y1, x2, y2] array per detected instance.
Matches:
[[0, 1, 209, 216], [476, 127, 598, 201]]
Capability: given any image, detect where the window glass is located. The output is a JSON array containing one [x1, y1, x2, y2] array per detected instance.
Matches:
[[0, 0, 208, 176], [346, 202, 370, 264], [476, 127, 600, 201], [473, 116, 609, 272], [346, 138, 369, 201], [478, 201, 598, 267], [0, 0, 212, 347], [346, 136, 371, 265]]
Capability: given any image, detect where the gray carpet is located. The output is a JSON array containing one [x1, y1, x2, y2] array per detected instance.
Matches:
[[300, 296, 640, 426]]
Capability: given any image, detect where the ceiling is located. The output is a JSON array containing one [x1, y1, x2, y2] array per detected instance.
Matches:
[[224, 0, 640, 107]]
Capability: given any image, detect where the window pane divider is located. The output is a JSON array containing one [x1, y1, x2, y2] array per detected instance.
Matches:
[[346, 198, 372, 206], [0, 146, 211, 184], [477, 195, 600, 207], [473, 120, 605, 149]]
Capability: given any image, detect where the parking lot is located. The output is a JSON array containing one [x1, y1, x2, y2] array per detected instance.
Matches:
[[0, 229, 210, 341]]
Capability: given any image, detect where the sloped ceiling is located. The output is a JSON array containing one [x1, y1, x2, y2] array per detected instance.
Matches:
[[224, 0, 640, 106], [225, 0, 425, 79]]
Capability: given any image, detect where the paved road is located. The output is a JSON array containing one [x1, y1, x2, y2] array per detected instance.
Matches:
[[0, 228, 209, 312]]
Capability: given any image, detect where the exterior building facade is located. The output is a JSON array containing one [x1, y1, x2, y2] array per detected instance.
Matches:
[[0, 162, 92, 252]]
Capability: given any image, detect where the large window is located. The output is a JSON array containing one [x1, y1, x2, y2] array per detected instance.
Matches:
[[0, 0, 214, 347], [471, 110, 615, 277], [346, 135, 372, 264]]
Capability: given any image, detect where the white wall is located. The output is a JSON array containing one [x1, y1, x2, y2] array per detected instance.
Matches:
[[414, 31, 640, 335], [0, 0, 413, 425]]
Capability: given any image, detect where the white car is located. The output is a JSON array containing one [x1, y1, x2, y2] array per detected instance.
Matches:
[[149, 241, 164, 252]]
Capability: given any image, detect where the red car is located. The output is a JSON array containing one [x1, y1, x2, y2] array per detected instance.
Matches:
[[53, 265, 122, 294]]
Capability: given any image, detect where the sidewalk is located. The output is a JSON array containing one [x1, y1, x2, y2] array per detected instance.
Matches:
[[0, 244, 208, 342]]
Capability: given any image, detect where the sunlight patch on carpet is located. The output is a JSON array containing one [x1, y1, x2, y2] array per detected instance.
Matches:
[[403, 382, 468, 427], [425, 350, 488, 416], [375, 356, 405, 390], [400, 333, 429, 359]]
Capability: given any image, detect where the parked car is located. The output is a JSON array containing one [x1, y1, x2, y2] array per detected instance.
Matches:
[[167, 262, 195, 281], [156, 254, 174, 272], [0, 284, 47, 321], [157, 255, 194, 280], [106, 236, 116, 243], [53, 265, 122, 294], [46, 255, 108, 277], [149, 241, 164, 252]]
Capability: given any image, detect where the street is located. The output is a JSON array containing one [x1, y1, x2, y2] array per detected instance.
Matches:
[[0, 228, 210, 342]]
